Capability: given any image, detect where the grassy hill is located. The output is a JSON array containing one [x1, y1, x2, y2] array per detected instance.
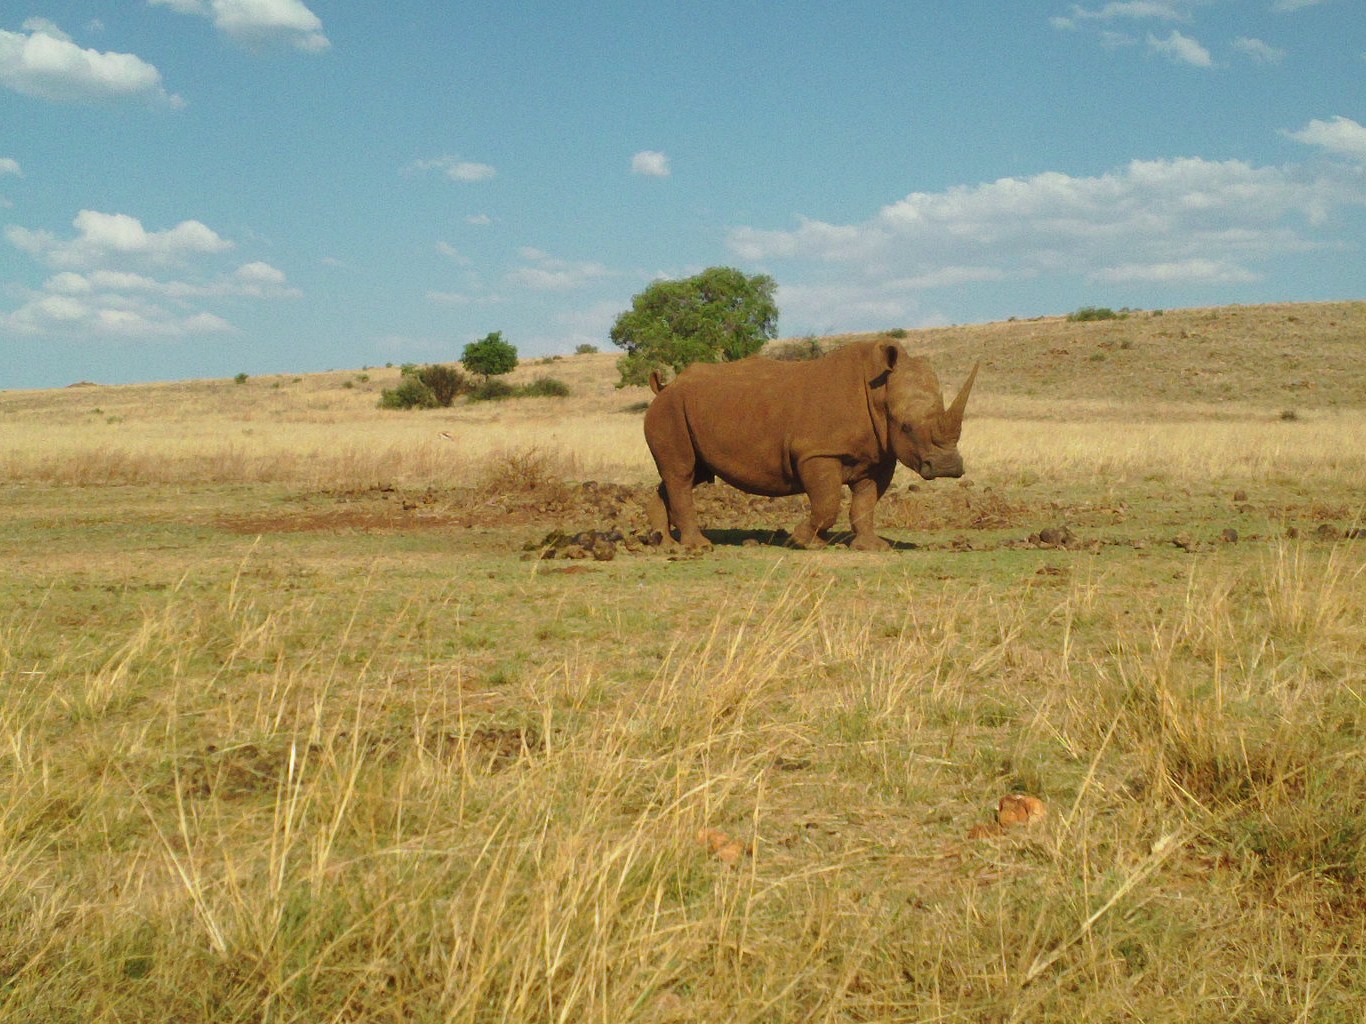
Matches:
[[799, 299, 1366, 412]]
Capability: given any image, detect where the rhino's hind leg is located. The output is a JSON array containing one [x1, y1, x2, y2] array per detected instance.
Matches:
[[645, 483, 673, 546], [791, 458, 843, 549], [660, 475, 711, 550]]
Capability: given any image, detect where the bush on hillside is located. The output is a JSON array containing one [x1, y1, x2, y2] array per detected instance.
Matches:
[[418, 363, 470, 406], [768, 336, 824, 362], [610, 266, 778, 387], [519, 376, 570, 398], [462, 331, 519, 379], [378, 375, 438, 410], [378, 362, 471, 410], [468, 379, 517, 402], [1067, 306, 1124, 323]]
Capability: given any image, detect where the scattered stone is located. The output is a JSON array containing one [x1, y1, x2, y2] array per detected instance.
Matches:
[[1172, 533, 1197, 552], [1030, 525, 1076, 548], [1286, 526, 1300, 540], [1315, 523, 1341, 541], [1232, 489, 1249, 502], [528, 527, 640, 560], [951, 535, 974, 552], [1220, 528, 1239, 544]]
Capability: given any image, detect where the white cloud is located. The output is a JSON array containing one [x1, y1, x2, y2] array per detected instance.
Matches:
[[466, 213, 493, 226], [1088, 258, 1260, 284], [149, 0, 330, 53], [505, 250, 614, 291], [6, 210, 233, 269], [34, 262, 299, 301], [0, 157, 20, 177], [631, 151, 671, 178], [435, 241, 472, 264], [1232, 37, 1286, 64], [427, 290, 505, 307], [4, 289, 236, 337], [726, 156, 1365, 328], [1285, 116, 1366, 159], [1272, 0, 1326, 10], [1069, 2, 1193, 21], [406, 156, 497, 183], [0, 20, 182, 106], [3, 211, 301, 339], [1147, 29, 1213, 66]]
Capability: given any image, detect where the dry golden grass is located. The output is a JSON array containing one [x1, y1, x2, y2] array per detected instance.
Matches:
[[1, 302, 1363, 1020], [2, 539, 1363, 1021], [4, 302, 1364, 491]]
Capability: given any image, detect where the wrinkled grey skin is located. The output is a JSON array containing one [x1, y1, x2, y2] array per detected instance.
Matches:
[[644, 340, 978, 550]]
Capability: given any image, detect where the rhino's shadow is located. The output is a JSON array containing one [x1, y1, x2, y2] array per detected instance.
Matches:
[[702, 529, 920, 552]]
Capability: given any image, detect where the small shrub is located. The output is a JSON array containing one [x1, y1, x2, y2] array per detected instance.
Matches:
[[575, 343, 599, 355], [1067, 306, 1122, 323], [469, 379, 516, 402], [342, 380, 355, 389], [478, 448, 565, 495], [233, 372, 249, 385], [417, 363, 470, 406], [1280, 409, 1301, 422], [399, 363, 418, 377], [769, 336, 824, 362], [519, 376, 570, 398], [886, 327, 908, 339], [378, 376, 438, 410], [357, 373, 369, 383]]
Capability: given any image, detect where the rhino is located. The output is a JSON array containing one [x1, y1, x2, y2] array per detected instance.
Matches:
[[643, 339, 978, 551]]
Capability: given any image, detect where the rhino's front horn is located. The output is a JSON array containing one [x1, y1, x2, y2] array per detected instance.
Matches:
[[946, 361, 980, 429]]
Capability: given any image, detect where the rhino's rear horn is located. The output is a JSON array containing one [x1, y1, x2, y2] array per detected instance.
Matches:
[[946, 361, 980, 429]]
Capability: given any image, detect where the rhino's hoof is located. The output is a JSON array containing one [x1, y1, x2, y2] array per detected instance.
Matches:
[[850, 535, 891, 552]]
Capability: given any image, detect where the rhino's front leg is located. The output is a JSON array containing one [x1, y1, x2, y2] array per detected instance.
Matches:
[[849, 473, 892, 552], [791, 458, 843, 549]]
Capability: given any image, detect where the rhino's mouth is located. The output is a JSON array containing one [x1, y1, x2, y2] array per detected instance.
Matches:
[[915, 452, 965, 480]]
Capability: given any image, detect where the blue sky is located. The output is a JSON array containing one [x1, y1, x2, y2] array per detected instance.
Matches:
[[2, 1, 1364, 389]]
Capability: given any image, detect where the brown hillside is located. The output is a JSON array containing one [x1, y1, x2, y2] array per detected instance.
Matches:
[[798, 301, 1365, 412]]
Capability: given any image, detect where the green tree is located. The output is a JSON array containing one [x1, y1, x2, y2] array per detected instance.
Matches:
[[461, 331, 519, 379], [609, 267, 779, 387]]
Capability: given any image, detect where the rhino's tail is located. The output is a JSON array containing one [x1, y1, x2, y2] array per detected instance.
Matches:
[[649, 370, 665, 395]]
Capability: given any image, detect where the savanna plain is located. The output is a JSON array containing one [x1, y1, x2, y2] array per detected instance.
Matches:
[[2, 302, 1364, 1023]]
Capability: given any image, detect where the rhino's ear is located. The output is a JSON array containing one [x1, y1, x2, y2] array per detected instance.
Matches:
[[869, 341, 899, 388]]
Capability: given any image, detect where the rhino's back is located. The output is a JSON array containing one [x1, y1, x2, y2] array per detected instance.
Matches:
[[655, 347, 881, 494]]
